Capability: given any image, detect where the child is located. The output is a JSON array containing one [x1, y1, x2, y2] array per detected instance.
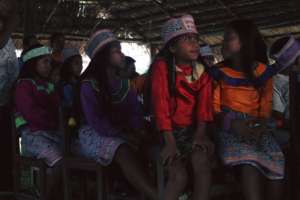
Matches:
[[211, 19, 285, 200], [60, 48, 82, 108], [73, 29, 157, 200], [269, 36, 300, 146], [59, 48, 82, 127], [0, 0, 19, 191], [14, 44, 62, 200], [150, 15, 214, 200], [119, 56, 139, 79]]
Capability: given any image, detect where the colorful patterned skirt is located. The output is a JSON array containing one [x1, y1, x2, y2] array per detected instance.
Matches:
[[72, 125, 126, 166], [21, 129, 63, 167], [216, 110, 285, 180]]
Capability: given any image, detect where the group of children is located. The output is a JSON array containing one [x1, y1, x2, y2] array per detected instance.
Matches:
[[12, 14, 300, 200]]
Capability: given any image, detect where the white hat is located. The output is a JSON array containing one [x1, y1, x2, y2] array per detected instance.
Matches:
[[200, 45, 213, 57], [161, 15, 198, 45], [271, 36, 300, 70], [85, 29, 117, 59]]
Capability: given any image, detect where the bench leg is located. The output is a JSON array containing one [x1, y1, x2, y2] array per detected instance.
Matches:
[[96, 167, 104, 200], [39, 166, 47, 200], [63, 164, 70, 200]]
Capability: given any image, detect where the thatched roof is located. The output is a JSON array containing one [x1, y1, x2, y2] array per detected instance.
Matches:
[[15, 0, 300, 47]]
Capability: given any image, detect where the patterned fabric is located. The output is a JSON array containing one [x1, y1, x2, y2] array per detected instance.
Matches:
[[273, 74, 289, 119], [73, 125, 125, 166], [173, 127, 194, 156], [0, 38, 19, 106], [207, 63, 275, 87], [21, 129, 62, 167], [216, 110, 285, 180], [111, 79, 130, 104], [161, 15, 198, 45], [85, 29, 117, 59]]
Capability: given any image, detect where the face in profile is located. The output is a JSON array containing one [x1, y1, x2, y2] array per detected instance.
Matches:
[[35, 55, 52, 79], [222, 29, 241, 60], [109, 42, 125, 70]]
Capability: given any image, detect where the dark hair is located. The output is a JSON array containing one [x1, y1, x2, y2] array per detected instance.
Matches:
[[226, 19, 268, 87], [125, 56, 135, 66], [147, 39, 179, 101], [50, 33, 64, 45], [19, 44, 48, 79], [270, 37, 290, 56], [81, 41, 120, 96], [60, 55, 81, 83], [75, 41, 120, 121], [23, 35, 38, 50], [144, 36, 184, 115]]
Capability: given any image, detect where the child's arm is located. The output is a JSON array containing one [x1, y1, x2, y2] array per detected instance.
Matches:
[[194, 74, 214, 154], [81, 82, 119, 137], [151, 60, 177, 164], [151, 59, 173, 133], [161, 131, 177, 165]]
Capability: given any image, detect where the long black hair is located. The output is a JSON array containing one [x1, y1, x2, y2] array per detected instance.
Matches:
[[149, 36, 181, 97], [269, 36, 290, 56], [81, 41, 120, 100], [60, 55, 81, 83], [144, 36, 186, 115], [19, 44, 50, 80], [225, 19, 268, 87], [75, 41, 120, 122]]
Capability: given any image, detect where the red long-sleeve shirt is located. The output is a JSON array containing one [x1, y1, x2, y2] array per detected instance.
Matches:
[[151, 59, 213, 132]]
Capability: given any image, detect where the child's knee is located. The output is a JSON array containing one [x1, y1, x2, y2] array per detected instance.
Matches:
[[191, 150, 211, 171]]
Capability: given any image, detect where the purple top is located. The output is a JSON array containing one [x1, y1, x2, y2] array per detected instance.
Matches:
[[14, 79, 60, 132], [80, 79, 143, 137]]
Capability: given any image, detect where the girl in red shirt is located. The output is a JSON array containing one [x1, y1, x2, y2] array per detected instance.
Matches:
[[150, 15, 214, 200]]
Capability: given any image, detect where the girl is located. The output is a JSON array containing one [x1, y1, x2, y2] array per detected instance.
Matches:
[[60, 48, 82, 108], [14, 44, 62, 200], [60, 48, 82, 126], [73, 29, 157, 200], [150, 15, 214, 200], [210, 19, 285, 200]]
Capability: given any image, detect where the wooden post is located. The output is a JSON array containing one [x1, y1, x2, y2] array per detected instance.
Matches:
[[289, 70, 300, 200]]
